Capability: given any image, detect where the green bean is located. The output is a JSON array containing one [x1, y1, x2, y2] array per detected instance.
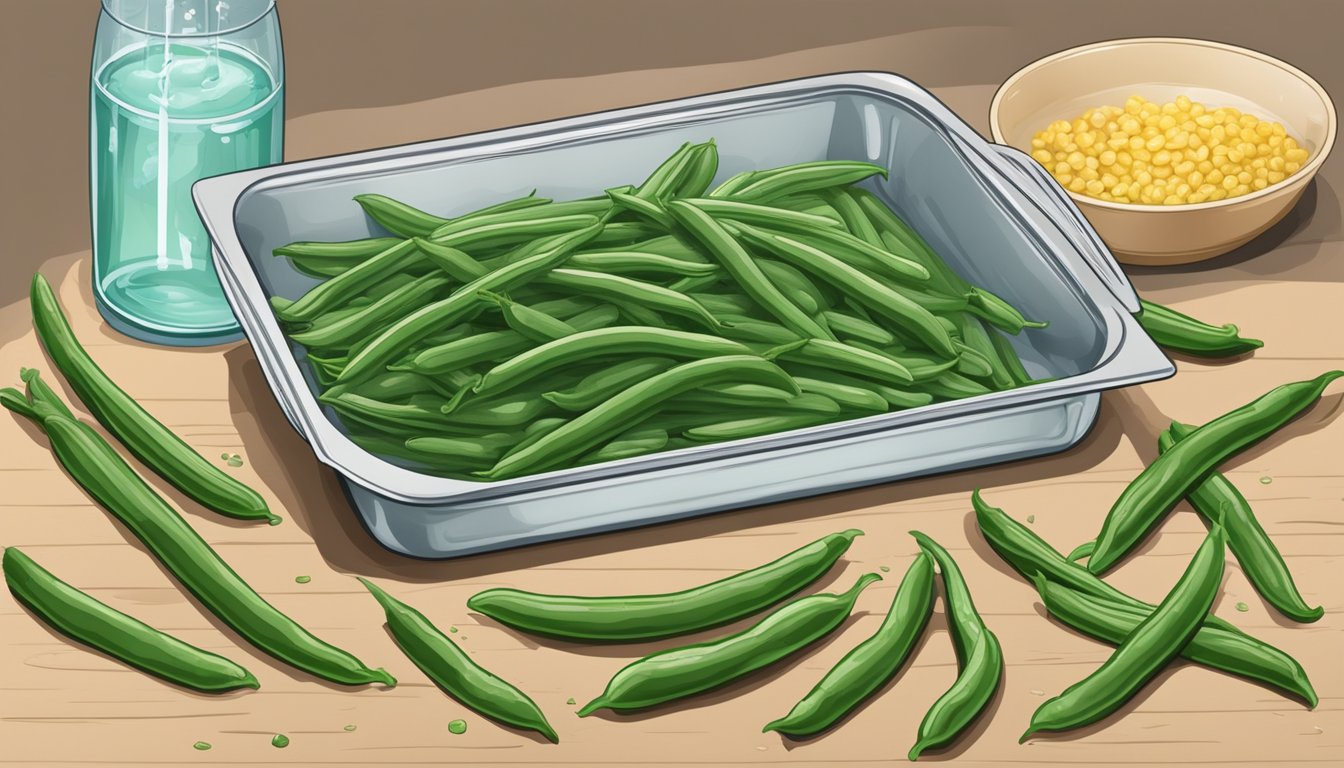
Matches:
[[274, 236, 403, 277], [730, 160, 888, 204], [4, 547, 259, 693], [684, 412, 835, 442], [607, 187, 676, 228], [340, 371, 450, 402], [680, 198, 843, 232], [477, 290, 576, 342], [584, 233, 710, 262], [730, 223, 955, 357], [428, 199, 609, 240], [1066, 541, 1095, 563], [413, 237, 487, 282], [673, 383, 802, 409], [1162, 421, 1322, 622], [29, 277, 277, 524], [404, 433, 518, 464], [1, 384, 395, 687], [354, 193, 449, 237], [781, 364, 933, 409], [1030, 570, 1317, 707], [568, 251, 720, 277], [971, 490, 1251, 636], [849, 189, 966, 296], [578, 572, 880, 715], [707, 169, 757, 198], [819, 187, 885, 247], [821, 310, 896, 346], [912, 371, 993, 400], [291, 273, 452, 349], [793, 377, 888, 413], [663, 202, 834, 340], [951, 342, 995, 379], [717, 316, 801, 345], [589, 221, 665, 247], [360, 579, 558, 743], [907, 531, 1003, 761], [1088, 371, 1343, 575], [580, 428, 670, 465], [676, 141, 719, 198], [481, 355, 799, 479], [307, 353, 346, 387], [764, 552, 934, 737], [756, 259, 825, 315], [634, 142, 698, 200], [1022, 525, 1226, 740], [443, 390, 556, 428], [957, 314, 1021, 389], [689, 292, 762, 318], [339, 225, 603, 382], [403, 304, 618, 376], [542, 357, 675, 411], [778, 339, 914, 384], [475, 327, 754, 397], [608, 297, 668, 327], [734, 216, 930, 285], [323, 391, 451, 434], [469, 529, 862, 642], [770, 193, 846, 226], [987, 329, 1035, 386], [347, 432, 469, 471], [541, 269, 728, 332], [967, 288, 1047, 334], [494, 417, 569, 464], [1137, 299, 1263, 357]]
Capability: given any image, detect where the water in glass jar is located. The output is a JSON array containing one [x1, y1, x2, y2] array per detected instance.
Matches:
[[92, 39, 281, 343]]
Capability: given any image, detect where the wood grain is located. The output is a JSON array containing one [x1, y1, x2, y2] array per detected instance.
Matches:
[[2, 5, 1342, 768]]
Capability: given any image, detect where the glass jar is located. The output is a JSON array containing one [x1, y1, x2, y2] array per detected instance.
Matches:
[[91, 0, 283, 345]]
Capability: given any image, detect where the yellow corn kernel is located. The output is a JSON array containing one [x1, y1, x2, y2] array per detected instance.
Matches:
[[1080, 167, 1100, 181], [1223, 176, 1238, 190], [1163, 195, 1184, 205], [1197, 160, 1214, 173], [1152, 165, 1173, 179], [1055, 173, 1073, 185], [1033, 149, 1053, 164], [1135, 170, 1153, 185], [1237, 171, 1253, 184], [1086, 179, 1105, 195], [1188, 171, 1204, 187], [1152, 150, 1172, 166], [1144, 135, 1165, 152], [1112, 182, 1129, 197], [1116, 151, 1133, 167], [1068, 177, 1086, 192], [1207, 169, 1224, 184], [1209, 188, 1228, 201], [1285, 161, 1301, 173], [1099, 150, 1117, 166], [1197, 183, 1217, 196], [1234, 183, 1250, 195], [1284, 136, 1299, 150], [1255, 167, 1268, 179], [1174, 160, 1196, 176], [1089, 111, 1108, 128], [1267, 170, 1285, 183]]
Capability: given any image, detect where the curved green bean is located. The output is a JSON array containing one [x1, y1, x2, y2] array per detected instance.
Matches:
[[478, 290, 576, 342], [1023, 525, 1226, 740], [578, 572, 880, 714], [30, 276, 277, 524], [568, 251, 721, 277], [290, 273, 451, 349], [684, 412, 834, 442], [1137, 299, 1263, 358], [541, 269, 729, 332], [361, 579, 558, 743], [542, 357, 675, 411], [778, 339, 914, 384], [354, 193, 449, 237], [4, 547, 259, 693], [730, 160, 888, 203], [467, 529, 862, 642], [1, 384, 395, 687], [1088, 371, 1343, 574], [793, 377, 888, 413], [763, 552, 934, 737]]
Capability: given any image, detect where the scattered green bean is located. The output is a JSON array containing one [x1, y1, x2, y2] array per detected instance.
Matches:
[[1137, 299, 1263, 358], [355, 193, 450, 237]]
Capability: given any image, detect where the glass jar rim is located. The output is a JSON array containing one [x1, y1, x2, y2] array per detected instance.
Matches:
[[101, 0, 276, 38]]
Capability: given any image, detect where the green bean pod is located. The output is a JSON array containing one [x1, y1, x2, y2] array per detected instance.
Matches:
[[579, 428, 670, 465], [1088, 371, 1344, 574], [912, 371, 994, 400], [481, 355, 800, 479], [684, 412, 835, 442], [541, 269, 729, 332], [764, 552, 935, 737], [1023, 525, 1226, 740], [4, 547, 259, 693], [29, 276, 277, 524], [756, 259, 828, 315], [477, 290, 577, 342], [290, 273, 452, 349], [781, 364, 933, 409], [907, 532, 1003, 760], [1033, 573, 1317, 707], [360, 579, 558, 743], [404, 432, 518, 464], [967, 288, 1047, 334], [403, 304, 617, 376], [414, 237, 488, 282], [778, 339, 914, 384], [274, 236, 403, 277], [339, 224, 603, 382], [354, 193, 449, 237], [987, 329, 1035, 386], [728, 223, 955, 356], [821, 310, 897, 346], [676, 141, 720, 198], [468, 529, 862, 642], [0, 386, 395, 687], [665, 202, 834, 340], [679, 198, 844, 232], [542, 357, 675, 411], [475, 327, 754, 397], [848, 188, 967, 295], [577, 572, 881, 715], [707, 170, 758, 198], [729, 160, 888, 203], [634, 142, 698, 200], [954, 314, 1015, 389], [442, 390, 556, 428], [818, 187, 885, 246], [568, 251, 721, 277], [427, 199, 610, 240], [793, 377, 889, 413], [1162, 421, 1322, 622], [1137, 299, 1263, 357], [607, 187, 676, 228], [673, 383, 808, 411]]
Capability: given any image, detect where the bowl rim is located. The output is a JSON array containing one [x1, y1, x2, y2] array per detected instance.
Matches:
[[988, 36, 1338, 213]]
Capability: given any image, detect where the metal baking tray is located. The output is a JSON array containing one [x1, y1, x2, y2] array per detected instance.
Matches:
[[194, 72, 1174, 559]]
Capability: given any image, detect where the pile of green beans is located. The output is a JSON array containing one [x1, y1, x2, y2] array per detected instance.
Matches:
[[271, 140, 1046, 480]]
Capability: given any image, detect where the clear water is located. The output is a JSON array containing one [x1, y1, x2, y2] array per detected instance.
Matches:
[[92, 41, 282, 343]]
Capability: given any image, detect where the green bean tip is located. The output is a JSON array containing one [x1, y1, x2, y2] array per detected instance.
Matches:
[[575, 698, 607, 717]]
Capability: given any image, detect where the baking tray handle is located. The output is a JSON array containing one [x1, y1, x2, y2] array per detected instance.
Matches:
[[985, 144, 1141, 313]]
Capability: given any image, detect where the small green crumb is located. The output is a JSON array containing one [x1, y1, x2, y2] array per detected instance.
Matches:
[[295, 575, 311, 584], [449, 626, 458, 633], [1259, 476, 1272, 485], [566, 697, 576, 705], [271, 734, 289, 748], [879, 565, 890, 572], [192, 741, 212, 751], [1027, 514, 1036, 524], [343, 724, 357, 732], [1236, 601, 1249, 612], [448, 719, 468, 735], [220, 452, 230, 460], [227, 454, 244, 467], [268, 516, 283, 526]]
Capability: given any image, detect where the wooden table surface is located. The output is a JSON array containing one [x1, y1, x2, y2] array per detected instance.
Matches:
[[2, 3, 1342, 766]]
